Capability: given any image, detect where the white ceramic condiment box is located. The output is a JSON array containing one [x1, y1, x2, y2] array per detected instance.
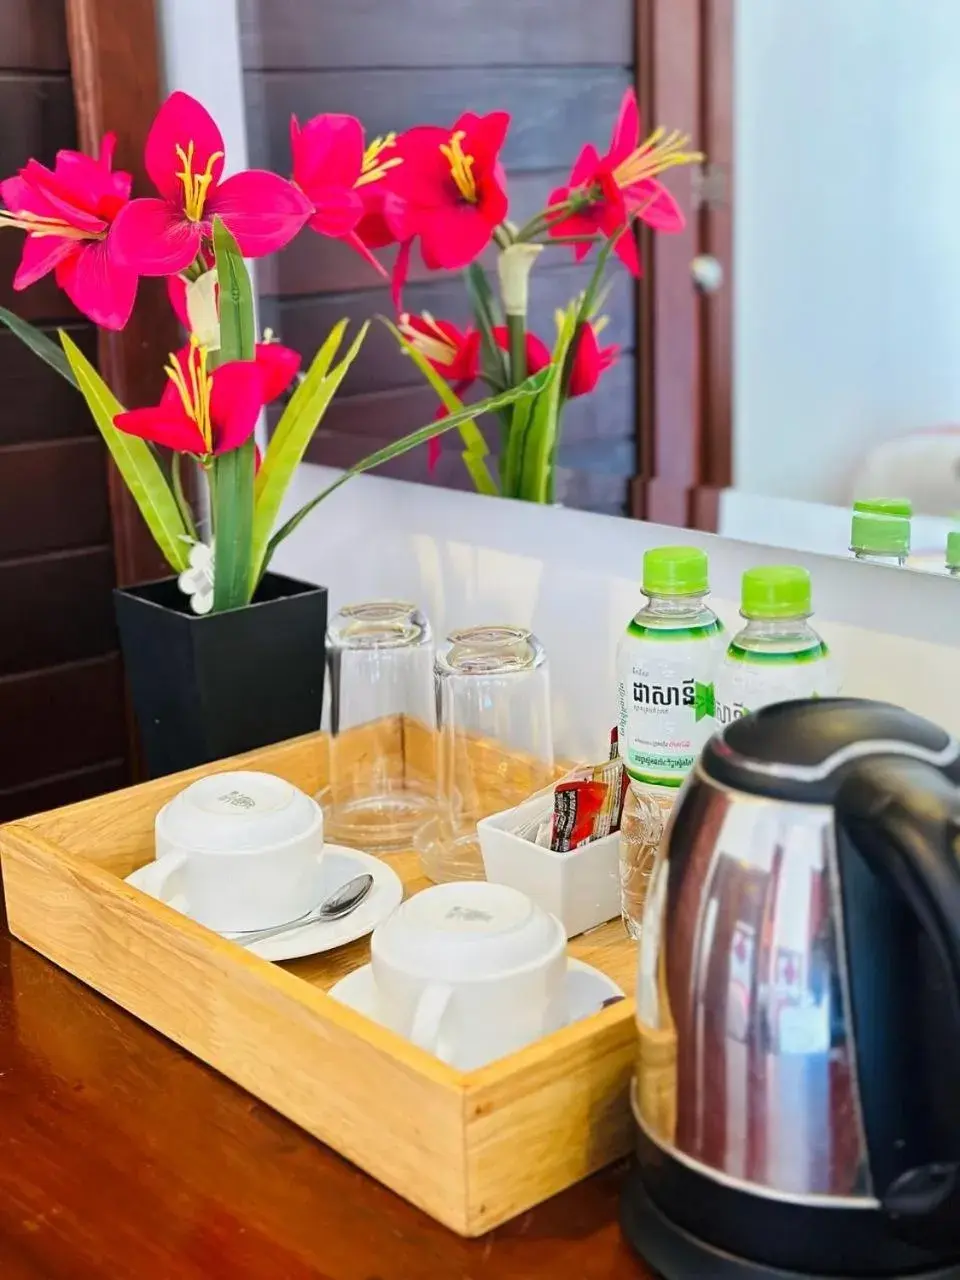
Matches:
[[477, 797, 621, 939]]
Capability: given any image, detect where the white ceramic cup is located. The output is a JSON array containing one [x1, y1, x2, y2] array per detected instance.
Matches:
[[153, 771, 324, 932], [370, 881, 567, 1070]]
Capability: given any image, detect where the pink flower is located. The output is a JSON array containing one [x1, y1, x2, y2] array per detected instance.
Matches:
[[567, 322, 618, 397], [547, 89, 694, 275], [397, 313, 481, 384], [399, 113, 509, 270], [290, 114, 416, 279], [112, 92, 312, 276], [0, 133, 138, 329], [113, 338, 300, 456]]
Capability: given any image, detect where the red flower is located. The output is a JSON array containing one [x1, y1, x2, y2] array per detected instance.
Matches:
[[0, 133, 138, 329], [397, 313, 481, 384], [567, 322, 618, 397], [399, 314, 551, 472], [112, 92, 311, 276], [113, 338, 300, 456], [388, 112, 509, 306], [547, 89, 693, 275], [289, 114, 413, 279]]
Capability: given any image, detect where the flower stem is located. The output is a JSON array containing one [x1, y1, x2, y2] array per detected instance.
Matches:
[[534, 235, 604, 247], [171, 452, 198, 541], [507, 312, 526, 385], [493, 224, 514, 250]]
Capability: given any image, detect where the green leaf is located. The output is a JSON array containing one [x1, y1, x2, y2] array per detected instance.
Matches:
[[0, 307, 77, 387], [212, 216, 255, 362], [384, 318, 498, 496], [212, 441, 256, 611], [211, 216, 257, 610], [464, 262, 508, 387], [694, 681, 716, 722], [516, 304, 578, 503], [501, 395, 533, 498], [60, 331, 190, 572], [250, 321, 368, 591], [261, 365, 554, 573]]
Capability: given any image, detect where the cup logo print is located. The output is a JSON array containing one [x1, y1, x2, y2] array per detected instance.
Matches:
[[217, 789, 257, 810], [445, 906, 494, 923]]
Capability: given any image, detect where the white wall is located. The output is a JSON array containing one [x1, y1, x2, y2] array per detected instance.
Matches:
[[734, 0, 960, 504], [273, 467, 960, 762]]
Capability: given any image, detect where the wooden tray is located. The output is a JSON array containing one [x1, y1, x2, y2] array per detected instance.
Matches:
[[0, 722, 637, 1236]]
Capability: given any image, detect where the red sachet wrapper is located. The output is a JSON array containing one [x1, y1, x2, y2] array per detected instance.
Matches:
[[550, 779, 607, 852]]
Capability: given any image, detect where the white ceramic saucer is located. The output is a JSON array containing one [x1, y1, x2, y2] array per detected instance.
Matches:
[[125, 846, 404, 962], [328, 958, 624, 1047]]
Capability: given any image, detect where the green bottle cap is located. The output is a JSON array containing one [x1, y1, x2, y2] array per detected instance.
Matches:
[[642, 546, 709, 596], [741, 566, 812, 619], [853, 497, 913, 518], [947, 532, 960, 569], [850, 510, 910, 556]]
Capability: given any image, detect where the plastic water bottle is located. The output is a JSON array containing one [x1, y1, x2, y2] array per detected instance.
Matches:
[[714, 566, 840, 729], [616, 547, 725, 937], [850, 498, 911, 566]]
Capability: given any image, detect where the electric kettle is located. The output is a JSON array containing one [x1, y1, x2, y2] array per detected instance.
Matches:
[[622, 698, 960, 1279]]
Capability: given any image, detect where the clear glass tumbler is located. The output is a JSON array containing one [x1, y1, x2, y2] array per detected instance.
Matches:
[[321, 601, 437, 852], [418, 625, 555, 882]]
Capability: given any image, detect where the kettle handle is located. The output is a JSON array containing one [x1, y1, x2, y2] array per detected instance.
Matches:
[[836, 756, 960, 1229]]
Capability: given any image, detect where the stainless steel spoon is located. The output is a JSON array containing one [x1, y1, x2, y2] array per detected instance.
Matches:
[[228, 873, 374, 947]]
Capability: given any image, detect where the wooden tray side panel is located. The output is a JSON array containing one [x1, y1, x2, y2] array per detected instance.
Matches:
[[0, 826, 471, 1234], [463, 1006, 635, 1234]]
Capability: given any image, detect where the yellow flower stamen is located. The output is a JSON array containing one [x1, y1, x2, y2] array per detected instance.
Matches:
[[0, 210, 93, 239], [355, 132, 404, 189], [174, 141, 225, 221], [398, 311, 458, 366], [165, 336, 214, 452], [612, 127, 703, 191], [439, 130, 477, 204]]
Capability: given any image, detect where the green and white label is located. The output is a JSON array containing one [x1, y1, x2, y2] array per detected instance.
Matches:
[[616, 619, 724, 786]]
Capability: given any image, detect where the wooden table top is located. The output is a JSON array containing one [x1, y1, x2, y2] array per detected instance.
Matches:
[[0, 907, 649, 1279]]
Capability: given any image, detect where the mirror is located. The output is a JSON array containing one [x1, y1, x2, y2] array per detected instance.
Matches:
[[726, 0, 960, 573], [237, 0, 960, 575]]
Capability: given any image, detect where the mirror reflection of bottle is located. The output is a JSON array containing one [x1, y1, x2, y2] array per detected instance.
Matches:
[[849, 497, 911, 567], [947, 531, 960, 578], [714, 566, 841, 729]]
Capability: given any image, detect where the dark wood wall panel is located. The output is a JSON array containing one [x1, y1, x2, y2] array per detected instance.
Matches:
[[249, 68, 631, 173], [0, 440, 111, 558], [0, 654, 126, 791], [0, 548, 117, 675], [0, 324, 96, 444], [0, 0, 128, 819], [244, 0, 637, 515], [0, 0, 70, 72], [0, 759, 126, 823], [304, 357, 635, 448], [241, 0, 632, 70], [279, 264, 632, 397], [0, 74, 76, 176]]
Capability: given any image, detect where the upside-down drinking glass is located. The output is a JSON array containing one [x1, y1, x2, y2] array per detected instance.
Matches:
[[417, 625, 555, 882], [320, 601, 437, 851]]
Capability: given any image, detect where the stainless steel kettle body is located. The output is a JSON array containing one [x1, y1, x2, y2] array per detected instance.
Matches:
[[624, 698, 960, 1280]]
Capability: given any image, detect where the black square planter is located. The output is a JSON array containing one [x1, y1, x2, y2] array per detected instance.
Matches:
[[114, 572, 328, 778]]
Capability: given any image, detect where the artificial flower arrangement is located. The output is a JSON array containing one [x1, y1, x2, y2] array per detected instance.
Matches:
[[0, 92, 546, 615], [0, 87, 698, 612], [352, 88, 701, 502]]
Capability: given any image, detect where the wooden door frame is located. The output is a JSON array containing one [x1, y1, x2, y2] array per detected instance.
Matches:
[[632, 0, 734, 531], [66, 0, 179, 586]]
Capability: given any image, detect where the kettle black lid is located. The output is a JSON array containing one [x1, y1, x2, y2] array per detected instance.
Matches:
[[702, 697, 960, 802]]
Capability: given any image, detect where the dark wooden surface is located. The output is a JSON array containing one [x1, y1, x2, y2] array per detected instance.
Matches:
[[0, 904, 649, 1279], [242, 0, 639, 514]]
